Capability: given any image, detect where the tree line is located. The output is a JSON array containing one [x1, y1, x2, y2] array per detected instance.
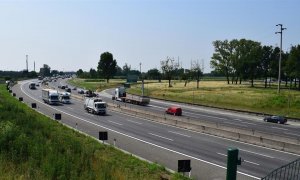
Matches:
[[211, 39, 300, 90], [76, 52, 204, 88], [77, 40, 300, 90]]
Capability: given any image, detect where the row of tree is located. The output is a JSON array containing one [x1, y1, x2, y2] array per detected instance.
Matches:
[[76, 40, 300, 90], [76, 52, 204, 88], [211, 39, 300, 89]]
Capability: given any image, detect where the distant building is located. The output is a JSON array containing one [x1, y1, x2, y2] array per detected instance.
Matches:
[[39, 64, 51, 77]]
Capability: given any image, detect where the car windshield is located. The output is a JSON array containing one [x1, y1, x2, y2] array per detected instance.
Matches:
[[50, 95, 59, 101], [96, 104, 106, 108], [62, 96, 70, 100]]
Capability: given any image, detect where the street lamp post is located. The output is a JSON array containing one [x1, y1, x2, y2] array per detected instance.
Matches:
[[275, 24, 287, 94]]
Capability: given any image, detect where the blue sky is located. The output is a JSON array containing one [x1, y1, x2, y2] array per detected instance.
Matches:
[[0, 0, 299, 73]]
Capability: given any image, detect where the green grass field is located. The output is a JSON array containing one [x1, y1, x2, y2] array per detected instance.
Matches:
[[128, 80, 300, 118], [0, 84, 187, 179]]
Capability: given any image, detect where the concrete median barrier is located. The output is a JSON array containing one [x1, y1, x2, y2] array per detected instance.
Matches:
[[107, 102, 300, 154]]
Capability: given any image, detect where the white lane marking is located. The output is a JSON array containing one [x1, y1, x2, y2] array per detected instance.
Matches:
[[84, 113, 94, 117], [108, 120, 123, 126], [244, 160, 260, 166], [271, 127, 288, 131], [239, 149, 274, 159], [217, 153, 260, 166], [149, 133, 174, 141], [66, 107, 73, 110], [126, 119, 142, 125], [148, 104, 165, 109], [185, 111, 226, 120], [18, 82, 268, 179], [241, 122, 256, 125], [284, 132, 300, 137], [217, 153, 227, 157], [223, 121, 248, 127], [168, 131, 191, 138]]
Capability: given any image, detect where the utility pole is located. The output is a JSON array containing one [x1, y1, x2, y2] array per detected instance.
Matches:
[[139, 62, 144, 96], [26, 55, 28, 72], [275, 24, 286, 94]]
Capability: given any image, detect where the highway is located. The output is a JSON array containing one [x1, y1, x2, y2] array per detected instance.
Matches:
[[12, 79, 300, 180]]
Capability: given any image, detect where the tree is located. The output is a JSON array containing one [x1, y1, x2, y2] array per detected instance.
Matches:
[[161, 57, 179, 87], [147, 68, 162, 81], [89, 68, 97, 79], [191, 60, 203, 89], [97, 52, 117, 83], [286, 45, 300, 90], [122, 63, 131, 76], [237, 39, 262, 87], [181, 69, 192, 87], [211, 40, 233, 84], [76, 69, 84, 78], [259, 46, 273, 88]]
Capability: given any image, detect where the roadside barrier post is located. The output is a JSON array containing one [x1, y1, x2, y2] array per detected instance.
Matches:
[[99, 131, 108, 144], [226, 148, 242, 180], [178, 160, 192, 178], [31, 103, 37, 108], [54, 113, 61, 120]]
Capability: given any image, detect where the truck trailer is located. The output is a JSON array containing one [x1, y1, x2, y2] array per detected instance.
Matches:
[[42, 89, 59, 105], [113, 87, 150, 106], [84, 98, 107, 115]]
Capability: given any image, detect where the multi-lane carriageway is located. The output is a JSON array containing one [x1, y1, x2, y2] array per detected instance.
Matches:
[[11, 79, 300, 180]]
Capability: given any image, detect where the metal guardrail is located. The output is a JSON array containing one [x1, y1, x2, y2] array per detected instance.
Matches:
[[261, 158, 300, 180]]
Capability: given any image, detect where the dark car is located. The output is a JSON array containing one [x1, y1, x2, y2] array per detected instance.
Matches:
[[166, 106, 182, 116], [66, 88, 71, 93], [77, 89, 84, 94], [263, 116, 287, 124]]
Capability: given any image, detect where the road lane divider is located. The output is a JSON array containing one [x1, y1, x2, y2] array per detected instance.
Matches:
[[168, 131, 191, 138], [108, 120, 123, 126], [149, 133, 174, 141]]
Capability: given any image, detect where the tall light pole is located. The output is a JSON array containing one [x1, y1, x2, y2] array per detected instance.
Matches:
[[275, 24, 286, 93]]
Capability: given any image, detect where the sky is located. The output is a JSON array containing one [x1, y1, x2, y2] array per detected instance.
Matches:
[[0, 0, 299, 73]]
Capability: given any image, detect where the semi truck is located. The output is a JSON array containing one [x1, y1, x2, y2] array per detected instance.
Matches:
[[42, 89, 59, 105], [84, 97, 107, 115], [59, 92, 71, 104], [113, 87, 150, 106]]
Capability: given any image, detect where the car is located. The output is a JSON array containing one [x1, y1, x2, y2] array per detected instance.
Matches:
[[263, 116, 287, 124], [66, 88, 71, 93], [165, 106, 182, 116], [77, 89, 84, 94], [72, 87, 77, 90], [61, 85, 65, 89]]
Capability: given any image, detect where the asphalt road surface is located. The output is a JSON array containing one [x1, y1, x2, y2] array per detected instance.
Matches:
[[12, 79, 300, 180]]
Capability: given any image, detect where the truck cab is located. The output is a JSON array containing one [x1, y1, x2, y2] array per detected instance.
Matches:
[[114, 87, 126, 101], [59, 92, 71, 104], [84, 98, 107, 115]]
